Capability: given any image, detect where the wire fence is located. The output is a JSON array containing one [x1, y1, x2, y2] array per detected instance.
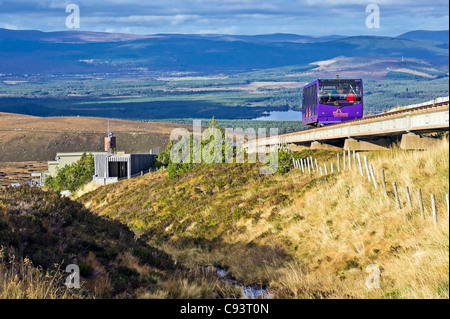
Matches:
[[291, 146, 449, 225]]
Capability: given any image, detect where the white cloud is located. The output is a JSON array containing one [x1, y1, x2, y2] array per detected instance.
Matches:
[[0, 0, 447, 35], [0, 22, 19, 29]]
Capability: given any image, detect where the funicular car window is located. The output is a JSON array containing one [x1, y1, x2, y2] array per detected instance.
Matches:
[[319, 80, 361, 105]]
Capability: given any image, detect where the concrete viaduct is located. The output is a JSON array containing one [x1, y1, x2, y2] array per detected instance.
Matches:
[[247, 97, 449, 152]]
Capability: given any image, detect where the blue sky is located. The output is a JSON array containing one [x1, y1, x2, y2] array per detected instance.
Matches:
[[0, 0, 448, 36]]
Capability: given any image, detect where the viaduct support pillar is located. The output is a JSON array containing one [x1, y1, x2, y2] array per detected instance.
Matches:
[[400, 134, 441, 150], [289, 144, 309, 152], [344, 138, 391, 151], [310, 141, 342, 151]]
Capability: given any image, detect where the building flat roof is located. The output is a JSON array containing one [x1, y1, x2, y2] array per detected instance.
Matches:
[[56, 151, 125, 157]]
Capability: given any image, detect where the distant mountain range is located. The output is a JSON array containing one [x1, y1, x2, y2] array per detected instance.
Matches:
[[397, 30, 449, 43], [0, 28, 448, 75], [150, 33, 347, 43]]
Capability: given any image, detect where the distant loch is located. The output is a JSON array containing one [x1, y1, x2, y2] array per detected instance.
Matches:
[[253, 110, 302, 121]]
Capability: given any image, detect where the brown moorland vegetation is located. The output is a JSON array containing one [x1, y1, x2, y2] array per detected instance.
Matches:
[[0, 161, 47, 187], [0, 187, 240, 299], [81, 139, 449, 299], [0, 112, 193, 162]]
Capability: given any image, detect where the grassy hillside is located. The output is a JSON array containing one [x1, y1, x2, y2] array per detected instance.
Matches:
[[81, 140, 449, 298], [0, 187, 239, 298]]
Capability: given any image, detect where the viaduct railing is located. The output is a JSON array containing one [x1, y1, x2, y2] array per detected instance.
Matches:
[[246, 97, 449, 150]]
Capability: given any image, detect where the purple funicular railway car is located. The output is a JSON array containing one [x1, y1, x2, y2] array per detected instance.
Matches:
[[302, 78, 363, 126]]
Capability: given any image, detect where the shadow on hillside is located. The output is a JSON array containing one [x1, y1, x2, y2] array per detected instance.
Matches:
[[0, 186, 176, 298]]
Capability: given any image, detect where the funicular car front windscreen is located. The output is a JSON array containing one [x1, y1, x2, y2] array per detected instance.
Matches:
[[319, 80, 362, 104]]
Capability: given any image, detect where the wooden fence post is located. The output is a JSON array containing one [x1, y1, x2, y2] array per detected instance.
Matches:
[[324, 163, 328, 175], [357, 153, 364, 177], [307, 158, 311, 175], [315, 158, 319, 173], [343, 150, 346, 171], [406, 186, 412, 209], [337, 153, 340, 172], [364, 156, 371, 182], [320, 167, 323, 176], [418, 188, 425, 218], [393, 181, 401, 209], [331, 162, 334, 174], [446, 193, 449, 218], [310, 157, 315, 172], [370, 165, 377, 188], [431, 194, 437, 225], [381, 169, 387, 196], [348, 147, 351, 170]]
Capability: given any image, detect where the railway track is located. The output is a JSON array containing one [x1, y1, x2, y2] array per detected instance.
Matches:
[[245, 98, 449, 148], [280, 99, 449, 138]]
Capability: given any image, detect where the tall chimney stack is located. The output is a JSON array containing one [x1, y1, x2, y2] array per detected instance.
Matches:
[[105, 131, 116, 153]]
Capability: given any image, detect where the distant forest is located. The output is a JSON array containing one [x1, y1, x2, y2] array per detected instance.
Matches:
[[0, 57, 448, 122], [0, 73, 447, 120]]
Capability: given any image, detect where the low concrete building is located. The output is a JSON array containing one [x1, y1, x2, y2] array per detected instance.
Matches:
[[93, 153, 156, 185], [30, 130, 160, 187], [49, 151, 126, 176], [31, 171, 50, 186], [32, 151, 125, 186]]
